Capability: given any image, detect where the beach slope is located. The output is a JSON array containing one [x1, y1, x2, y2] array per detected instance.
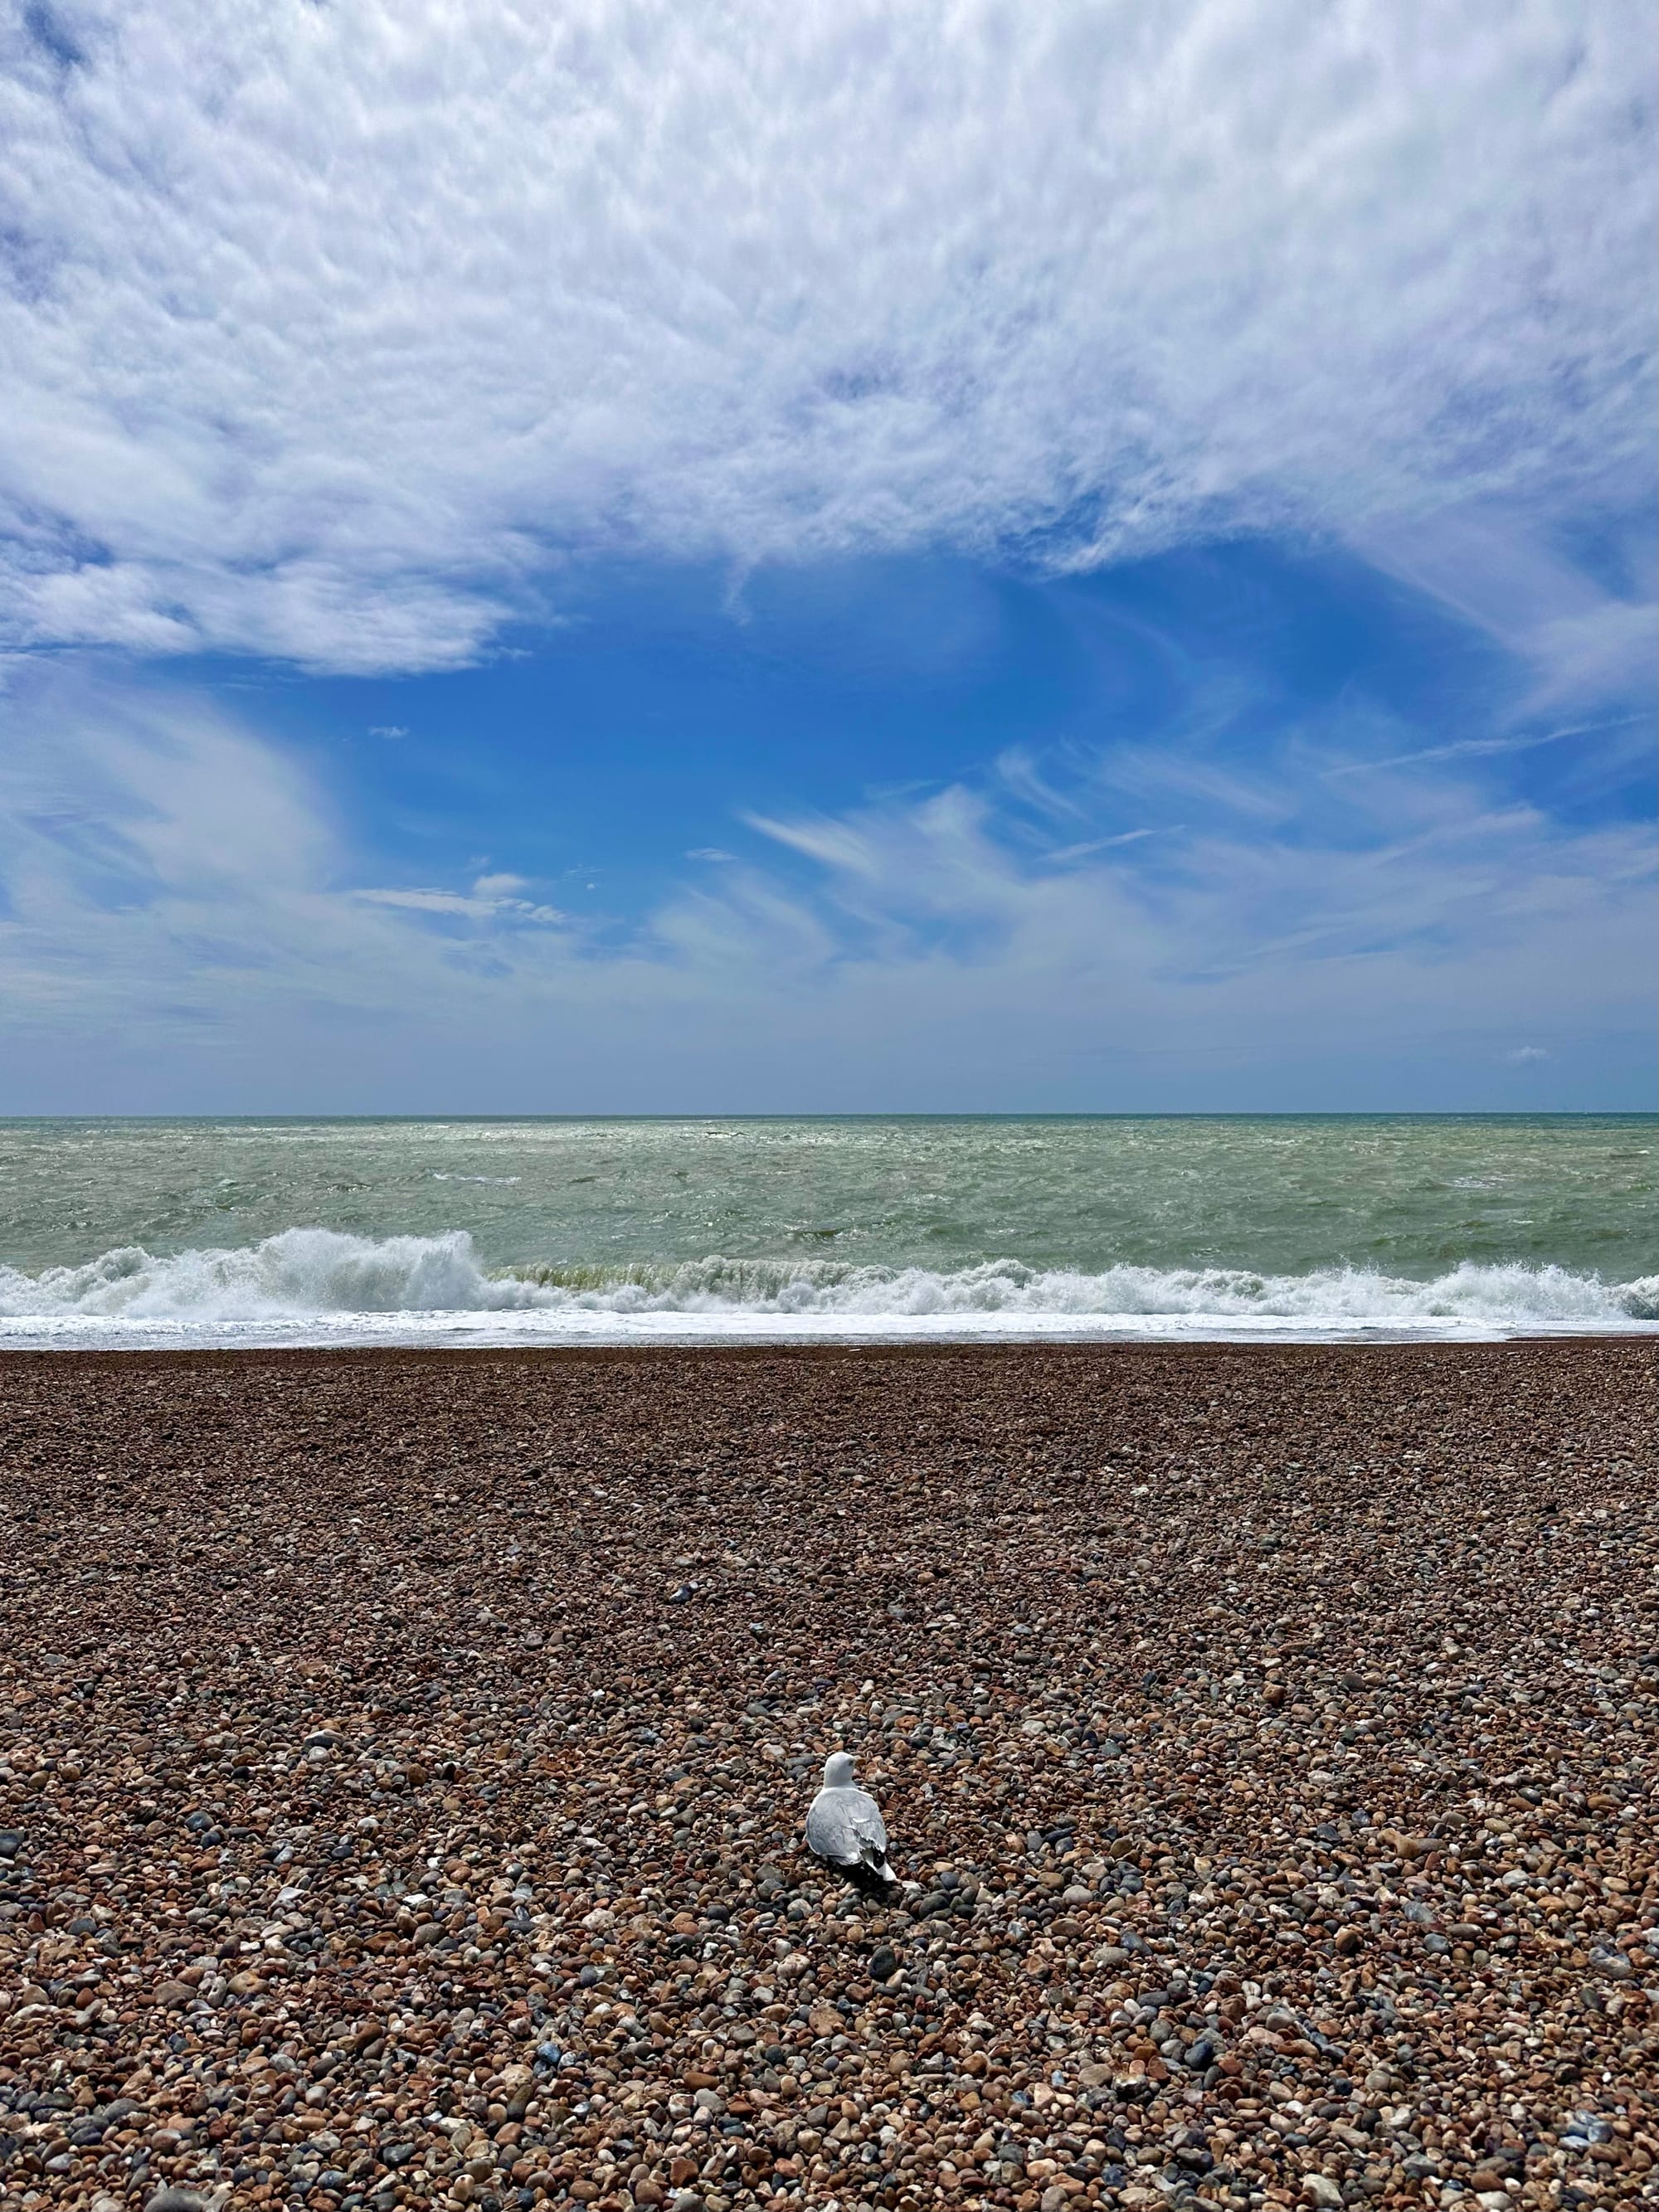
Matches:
[[0, 1343, 1653, 2209]]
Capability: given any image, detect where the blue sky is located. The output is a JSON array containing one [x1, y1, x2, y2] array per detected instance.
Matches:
[[0, 1, 1653, 1111]]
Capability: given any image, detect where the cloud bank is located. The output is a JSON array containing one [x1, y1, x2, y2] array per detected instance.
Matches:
[[2, 0, 1652, 669], [2, 665, 1650, 1111]]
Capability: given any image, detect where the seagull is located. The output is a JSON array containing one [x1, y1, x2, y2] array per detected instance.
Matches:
[[144, 2190, 231, 2212], [805, 1751, 899, 1897]]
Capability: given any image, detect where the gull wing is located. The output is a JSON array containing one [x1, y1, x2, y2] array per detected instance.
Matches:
[[805, 1784, 888, 1865]]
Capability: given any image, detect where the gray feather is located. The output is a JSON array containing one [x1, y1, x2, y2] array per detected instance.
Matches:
[[805, 1752, 895, 1880]]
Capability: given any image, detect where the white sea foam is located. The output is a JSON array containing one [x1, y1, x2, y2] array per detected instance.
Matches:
[[0, 1228, 1654, 1349]]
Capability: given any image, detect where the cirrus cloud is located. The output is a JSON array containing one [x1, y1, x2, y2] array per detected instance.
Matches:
[[0, 661, 1651, 1111]]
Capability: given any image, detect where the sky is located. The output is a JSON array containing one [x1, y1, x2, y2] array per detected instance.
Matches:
[[0, 0, 1654, 1113]]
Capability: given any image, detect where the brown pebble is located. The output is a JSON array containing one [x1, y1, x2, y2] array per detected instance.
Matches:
[[0, 1340, 1652, 2212]]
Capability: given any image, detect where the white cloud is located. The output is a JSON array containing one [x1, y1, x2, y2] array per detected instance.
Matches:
[[1506, 1044, 1551, 1064], [354, 885, 565, 924], [1, 663, 1651, 1108], [1352, 506, 1657, 713], [354, 889, 494, 916], [0, 0, 1651, 672], [1048, 830, 1160, 863]]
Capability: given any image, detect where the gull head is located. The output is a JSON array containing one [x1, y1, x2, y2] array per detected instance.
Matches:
[[822, 1751, 856, 1788]]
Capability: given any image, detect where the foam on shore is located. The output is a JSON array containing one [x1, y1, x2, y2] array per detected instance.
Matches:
[[1, 1226, 1654, 1348]]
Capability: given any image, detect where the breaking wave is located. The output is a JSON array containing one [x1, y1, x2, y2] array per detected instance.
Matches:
[[0, 1228, 1654, 1345]]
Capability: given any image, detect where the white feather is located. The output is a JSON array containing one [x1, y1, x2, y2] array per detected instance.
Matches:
[[805, 1751, 896, 1878]]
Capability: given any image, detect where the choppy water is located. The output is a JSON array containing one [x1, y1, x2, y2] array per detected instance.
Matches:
[[0, 1115, 1652, 1346]]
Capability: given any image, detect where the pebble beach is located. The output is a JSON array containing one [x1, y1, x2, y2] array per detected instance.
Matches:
[[0, 1341, 1654, 2212]]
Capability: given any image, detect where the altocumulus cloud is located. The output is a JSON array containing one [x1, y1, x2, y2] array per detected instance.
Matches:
[[0, 0, 1652, 672]]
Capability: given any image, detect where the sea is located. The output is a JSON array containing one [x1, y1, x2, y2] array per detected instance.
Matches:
[[0, 1114, 1653, 1349]]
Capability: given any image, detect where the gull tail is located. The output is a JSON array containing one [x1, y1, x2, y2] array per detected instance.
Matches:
[[844, 1838, 898, 1898]]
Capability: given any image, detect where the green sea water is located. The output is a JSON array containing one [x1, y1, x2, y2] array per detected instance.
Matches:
[[0, 1115, 1652, 1344], [1, 1111, 1653, 1274]]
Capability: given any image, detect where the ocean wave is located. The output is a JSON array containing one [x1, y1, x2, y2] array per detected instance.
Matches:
[[0, 1227, 1654, 1339]]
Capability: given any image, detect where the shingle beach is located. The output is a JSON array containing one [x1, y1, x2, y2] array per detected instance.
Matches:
[[1, 1343, 1654, 2212]]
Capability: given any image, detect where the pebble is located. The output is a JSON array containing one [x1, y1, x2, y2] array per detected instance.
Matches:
[[0, 1341, 1654, 2212]]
